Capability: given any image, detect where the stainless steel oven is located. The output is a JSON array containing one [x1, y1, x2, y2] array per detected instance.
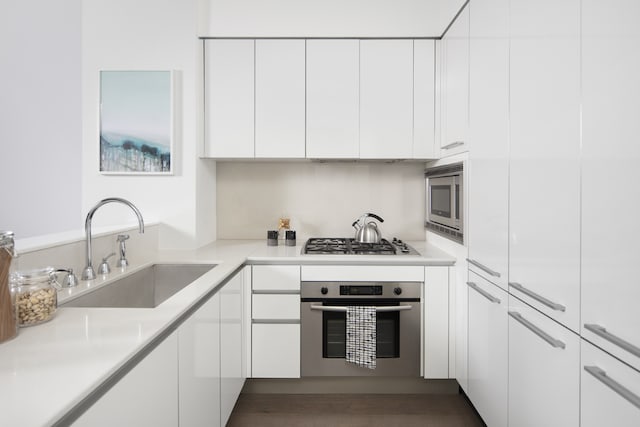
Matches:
[[425, 163, 463, 242], [300, 281, 421, 377]]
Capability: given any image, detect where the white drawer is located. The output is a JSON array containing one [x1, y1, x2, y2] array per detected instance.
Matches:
[[252, 265, 300, 291], [252, 294, 300, 320], [252, 323, 300, 378]]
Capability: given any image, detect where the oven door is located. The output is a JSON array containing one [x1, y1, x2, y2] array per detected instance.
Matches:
[[300, 300, 421, 377]]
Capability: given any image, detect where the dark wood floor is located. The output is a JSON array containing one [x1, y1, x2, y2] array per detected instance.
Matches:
[[227, 393, 485, 427]]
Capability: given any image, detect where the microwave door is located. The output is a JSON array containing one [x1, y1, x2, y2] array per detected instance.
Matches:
[[430, 183, 452, 219]]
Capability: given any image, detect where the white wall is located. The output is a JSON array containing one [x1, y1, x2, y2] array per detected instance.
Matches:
[[216, 162, 425, 240], [82, 0, 216, 249], [0, 0, 82, 238], [203, 0, 467, 37]]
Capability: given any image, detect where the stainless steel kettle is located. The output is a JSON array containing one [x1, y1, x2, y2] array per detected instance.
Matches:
[[352, 213, 384, 243]]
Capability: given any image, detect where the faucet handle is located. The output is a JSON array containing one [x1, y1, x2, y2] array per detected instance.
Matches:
[[117, 234, 130, 242], [54, 268, 78, 288], [98, 253, 116, 275]]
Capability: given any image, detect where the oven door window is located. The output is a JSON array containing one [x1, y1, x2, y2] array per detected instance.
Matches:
[[322, 302, 400, 359], [430, 185, 452, 218]]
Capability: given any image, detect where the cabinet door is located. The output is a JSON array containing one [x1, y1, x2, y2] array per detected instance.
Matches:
[[467, 0, 509, 290], [178, 293, 221, 427], [306, 40, 359, 159], [413, 40, 436, 159], [581, 0, 640, 372], [508, 296, 580, 427], [204, 39, 254, 158], [467, 272, 507, 427], [581, 340, 640, 427], [360, 40, 413, 159], [73, 332, 179, 427], [252, 323, 300, 378], [220, 271, 245, 426], [255, 40, 305, 158], [508, 0, 581, 332], [423, 266, 449, 378], [440, 6, 469, 156]]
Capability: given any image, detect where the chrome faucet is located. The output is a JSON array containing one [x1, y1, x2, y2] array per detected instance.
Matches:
[[81, 198, 144, 280]]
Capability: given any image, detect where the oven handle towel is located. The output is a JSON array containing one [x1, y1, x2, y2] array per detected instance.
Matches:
[[345, 306, 377, 370]]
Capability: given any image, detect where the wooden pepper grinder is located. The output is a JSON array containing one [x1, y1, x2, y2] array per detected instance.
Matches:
[[0, 231, 17, 343]]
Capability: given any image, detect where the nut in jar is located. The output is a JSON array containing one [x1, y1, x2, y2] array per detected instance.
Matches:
[[10, 267, 60, 327]]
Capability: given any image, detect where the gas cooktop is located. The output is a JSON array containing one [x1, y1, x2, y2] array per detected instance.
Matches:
[[303, 237, 419, 255]]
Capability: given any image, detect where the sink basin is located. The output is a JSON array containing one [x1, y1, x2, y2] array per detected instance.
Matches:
[[62, 263, 216, 308]]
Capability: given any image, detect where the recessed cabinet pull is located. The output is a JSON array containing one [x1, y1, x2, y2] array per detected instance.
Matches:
[[466, 259, 501, 278], [466, 282, 501, 304], [584, 324, 640, 359], [509, 282, 566, 312], [441, 141, 465, 150], [584, 366, 640, 410], [508, 311, 566, 349], [309, 305, 412, 313]]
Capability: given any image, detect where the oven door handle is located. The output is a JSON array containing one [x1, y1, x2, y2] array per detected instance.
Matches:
[[309, 304, 413, 313]]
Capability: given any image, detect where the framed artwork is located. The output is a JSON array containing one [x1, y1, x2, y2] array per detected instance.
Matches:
[[99, 70, 174, 174]]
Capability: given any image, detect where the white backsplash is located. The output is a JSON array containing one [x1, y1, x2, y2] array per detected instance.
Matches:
[[216, 161, 426, 240]]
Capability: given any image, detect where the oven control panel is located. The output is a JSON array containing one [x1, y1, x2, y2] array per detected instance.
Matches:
[[339, 285, 383, 296]]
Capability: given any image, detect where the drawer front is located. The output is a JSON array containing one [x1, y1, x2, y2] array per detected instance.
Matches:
[[252, 323, 300, 378], [252, 294, 300, 320], [252, 265, 300, 291], [581, 340, 640, 427]]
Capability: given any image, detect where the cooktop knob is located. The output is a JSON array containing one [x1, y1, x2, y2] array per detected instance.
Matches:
[[321, 286, 328, 295], [393, 287, 402, 295]]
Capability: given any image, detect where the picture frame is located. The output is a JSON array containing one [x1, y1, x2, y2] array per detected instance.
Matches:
[[99, 70, 174, 175]]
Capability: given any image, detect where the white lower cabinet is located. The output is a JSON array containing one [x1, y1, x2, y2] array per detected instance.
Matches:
[[252, 323, 300, 378], [508, 296, 580, 427], [467, 271, 507, 427], [73, 332, 179, 427], [220, 271, 246, 426], [179, 292, 221, 427], [423, 266, 450, 379], [581, 340, 640, 427]]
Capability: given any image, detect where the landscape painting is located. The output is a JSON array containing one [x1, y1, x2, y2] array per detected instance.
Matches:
[[100, 70, 173, 174]]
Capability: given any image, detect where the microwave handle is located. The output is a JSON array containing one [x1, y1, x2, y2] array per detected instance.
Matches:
[[310, 305, 412, 313]]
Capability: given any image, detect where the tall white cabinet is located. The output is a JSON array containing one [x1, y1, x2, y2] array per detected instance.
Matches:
[[466, 0, 509, 290], [508, 0, 581, 333], [581, 0, 640, 373]]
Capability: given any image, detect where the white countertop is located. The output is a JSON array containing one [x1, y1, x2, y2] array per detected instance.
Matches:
[[0, 239, 454, 427]]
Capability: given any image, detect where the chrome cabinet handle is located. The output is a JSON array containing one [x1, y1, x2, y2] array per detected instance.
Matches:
[[467, 258, 501, 278], [584, 324, 640, 359], [509, 282, 566, 312], [309, 305, 412, 313], [467, 282, 501, 304], [441, 141, 465, 150], [584, 366, 640, 410], [509, 311, 566, 349]]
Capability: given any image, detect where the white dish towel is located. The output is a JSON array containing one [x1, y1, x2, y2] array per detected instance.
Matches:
[[346, 306, 377, 369]]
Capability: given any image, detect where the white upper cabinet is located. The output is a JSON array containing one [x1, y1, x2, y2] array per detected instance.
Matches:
[[508, 0, 581, 333], [440, 6, 469, 156], [359, 40, 414, 159], [581, 0, 640, 371], [204, 40, 255, 158], [467, 0, 509, 290], [413, 40, 436, 159], [255, 40, 306, 158], [306, 40, 359, 159]]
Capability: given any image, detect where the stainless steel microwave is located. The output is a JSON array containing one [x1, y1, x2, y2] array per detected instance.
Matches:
[[425, 163, 463, 243]]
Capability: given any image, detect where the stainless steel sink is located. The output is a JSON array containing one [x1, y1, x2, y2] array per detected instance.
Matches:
[[62, 263, 216, 308]]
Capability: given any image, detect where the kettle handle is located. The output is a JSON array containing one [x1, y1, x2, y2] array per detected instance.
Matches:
[[366, 213, 384, 223]]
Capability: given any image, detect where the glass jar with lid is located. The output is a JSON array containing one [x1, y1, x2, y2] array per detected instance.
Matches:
[[10, 267, 60, 327]]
